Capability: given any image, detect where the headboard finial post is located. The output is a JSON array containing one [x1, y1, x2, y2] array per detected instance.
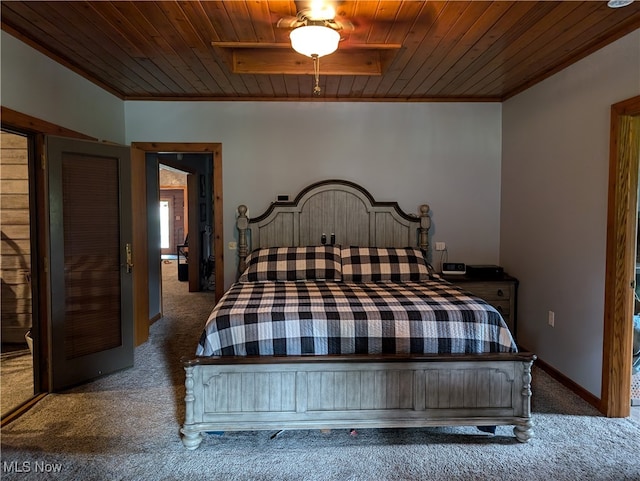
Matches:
[[237, 205, 249, 275], [418, 204, 430, 252]]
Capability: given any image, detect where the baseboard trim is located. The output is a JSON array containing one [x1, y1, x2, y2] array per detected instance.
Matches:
[[149, 312, 162, 325], [522, 347, 603, 413]]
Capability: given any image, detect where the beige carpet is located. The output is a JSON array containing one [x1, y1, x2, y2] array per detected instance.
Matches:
[[1, 348, 33, 415], [1, 261, 639, 480]]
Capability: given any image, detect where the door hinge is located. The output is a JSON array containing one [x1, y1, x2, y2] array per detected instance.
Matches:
[[41, 152, 46, 170], [126, 243, 133, 273], [43, 257, 48, 273]]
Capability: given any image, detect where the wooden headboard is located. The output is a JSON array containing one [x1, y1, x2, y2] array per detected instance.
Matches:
[[236, 179, 430, 273]]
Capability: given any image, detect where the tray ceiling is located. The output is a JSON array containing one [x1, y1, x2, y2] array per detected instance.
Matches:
[[2, 1, 639, 101]]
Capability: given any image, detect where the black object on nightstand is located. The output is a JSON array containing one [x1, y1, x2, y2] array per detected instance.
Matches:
[[442, 272, 519, 341]]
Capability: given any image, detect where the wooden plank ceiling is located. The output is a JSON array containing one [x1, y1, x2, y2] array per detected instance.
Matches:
[[2, 1, 639, 101]]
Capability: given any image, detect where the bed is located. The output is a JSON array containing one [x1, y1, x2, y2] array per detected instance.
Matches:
[[181, 179, 535, 449]]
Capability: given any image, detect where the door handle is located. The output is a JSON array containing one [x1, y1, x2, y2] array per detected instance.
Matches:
[[126, 243, 133, 273]]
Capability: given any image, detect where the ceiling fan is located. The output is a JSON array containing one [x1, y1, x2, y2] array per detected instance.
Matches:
[[275, 1, 356, 94], [277, 0, 354, 59], [276, 0, 355, 38], [211, 1, 402, 95]]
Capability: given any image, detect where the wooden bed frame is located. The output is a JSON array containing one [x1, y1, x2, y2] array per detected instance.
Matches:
[[181, 180, 535, 449]]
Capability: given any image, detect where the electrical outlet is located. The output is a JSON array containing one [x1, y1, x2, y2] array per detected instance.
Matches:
[[228, 241, 237, 250], [435, 242, 446, 251], [548, 310, 555, 327]]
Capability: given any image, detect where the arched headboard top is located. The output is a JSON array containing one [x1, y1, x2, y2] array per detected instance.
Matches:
[[249, 179, 421, 224], [236, 179, 430, 273]]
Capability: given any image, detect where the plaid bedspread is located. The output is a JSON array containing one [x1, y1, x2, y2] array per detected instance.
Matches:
[[196, 280, 517, 357]]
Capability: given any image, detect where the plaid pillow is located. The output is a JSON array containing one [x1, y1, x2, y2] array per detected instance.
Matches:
[[341, 246, 431, 282], [239, 246, 342, 282]]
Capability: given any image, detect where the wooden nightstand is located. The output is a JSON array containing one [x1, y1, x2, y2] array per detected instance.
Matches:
[[441, 273, 519, 339]]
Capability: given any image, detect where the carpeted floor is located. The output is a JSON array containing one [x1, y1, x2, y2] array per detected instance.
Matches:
[[1, 347, 33, 415], [1, 261, 639, 480]]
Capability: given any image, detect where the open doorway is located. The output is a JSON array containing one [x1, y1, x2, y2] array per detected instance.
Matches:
[[602, 95, 640, 419], [158, 165, 188, 260], [156, 164, 191, 326], [0, 129, 35, 417], [128, 142, 223, 346], [158, 165, 191, 313], [1, 107, 133, 421], [142, 150, 221, 331]]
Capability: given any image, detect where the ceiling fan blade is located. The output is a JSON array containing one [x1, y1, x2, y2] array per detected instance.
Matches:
[[328, 18, 355, 32], [277, 15, 304, 28]]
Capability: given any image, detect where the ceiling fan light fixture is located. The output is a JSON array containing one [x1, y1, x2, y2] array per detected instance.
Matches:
[[290, 25, 340, 57], [307, 0, 336, 20]]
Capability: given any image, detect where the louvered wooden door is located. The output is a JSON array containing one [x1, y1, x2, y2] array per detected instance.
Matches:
[[47, 136, 133, 391]]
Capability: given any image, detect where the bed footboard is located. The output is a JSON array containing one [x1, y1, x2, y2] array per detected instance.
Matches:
[[180, 353, 536, 449]]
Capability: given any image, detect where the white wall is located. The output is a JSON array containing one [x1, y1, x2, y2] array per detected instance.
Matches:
[[501, 29, 640, 397], [124, 101, 502, 287], [0, 31, 125, 143]]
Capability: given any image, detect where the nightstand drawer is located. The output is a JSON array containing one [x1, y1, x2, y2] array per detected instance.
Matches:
[[489, 300, 510, 318], [442, 273, 519, 341], [460, 283, 512, 301]]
